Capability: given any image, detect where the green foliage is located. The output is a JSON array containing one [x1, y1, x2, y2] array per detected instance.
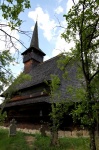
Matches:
[[0, 50, 14, 67], [66, 85, 85, 102], [0, 50, 14, 92], [0, 0, 31, 93], [62, 0, 99, 77], [1, 0, 30, 29], [57, 54, 73, 71], [50, 103, 64, 132], [50, 74, 60, 99], [48, 74, 72, 134], [0, 129, 32, 150], [62, 0, 99, 149], [34, 134, 90, 150], [0, 129, 90, 150], [4, 72, 31, 99], [47, 75, 62, 131], [0, 110, 7, 125]]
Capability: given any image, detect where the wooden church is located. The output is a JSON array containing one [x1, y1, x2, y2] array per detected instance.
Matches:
[[2, 21, 81, 130]]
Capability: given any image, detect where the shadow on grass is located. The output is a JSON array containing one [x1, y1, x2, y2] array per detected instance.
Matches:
[[34, 134, 90, 150], [0, 129, 33, 150], [1, 129, 96, 150]]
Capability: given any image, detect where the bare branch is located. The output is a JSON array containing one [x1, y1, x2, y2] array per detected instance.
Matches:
[[72, 0, 76, 5], [0, 23, 31, 41], [0, 28, 27, 49]]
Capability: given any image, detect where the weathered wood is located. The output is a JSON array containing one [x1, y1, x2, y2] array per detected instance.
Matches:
[[11, 91, 48, 101]]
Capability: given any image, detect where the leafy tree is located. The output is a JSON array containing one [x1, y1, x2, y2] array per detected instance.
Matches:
[[0, 0, 30, 29], [48, 74, 70, 146], [0, 110, 7, 125], [49, 75, 61, 146], [62, 0, 99, 150], [0, 0, 31, 93], [0, 50, 14, 92]]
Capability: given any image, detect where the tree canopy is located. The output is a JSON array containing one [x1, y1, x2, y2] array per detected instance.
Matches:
[[0, 0, 31, 93], [61, 0, 99, 150], [0, 0, 30, 28]]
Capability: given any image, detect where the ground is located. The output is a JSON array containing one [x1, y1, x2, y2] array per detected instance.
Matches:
[[25, 135, 36, 148]]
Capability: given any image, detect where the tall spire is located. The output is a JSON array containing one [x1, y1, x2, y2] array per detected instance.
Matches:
[[30, 21, 39, 48], [22, 20, 46, 73]]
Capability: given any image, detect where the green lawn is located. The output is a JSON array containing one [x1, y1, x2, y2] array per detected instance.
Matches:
[[0, 128, 93, 150], [34, 134, 90, 150], [0, 129, 33, 150]]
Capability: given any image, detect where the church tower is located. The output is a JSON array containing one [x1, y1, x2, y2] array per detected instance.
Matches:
[[22, 21, 46, 73]]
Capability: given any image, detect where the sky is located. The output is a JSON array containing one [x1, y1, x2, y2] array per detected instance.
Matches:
[[0, 0, 75, 103], [9, 0, 75, 75]]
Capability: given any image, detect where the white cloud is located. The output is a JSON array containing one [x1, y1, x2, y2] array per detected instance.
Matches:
[[28, 6, 75, 59], [0, 22, 21, 53], [57, 0, 63, 3], [52, 35, 75, 57], [52, 19, 75, 57], [66, 0, 74, 13], [0, 21, 22, 86], [28, 7, 57, 41], [66, 0, 78, 13], [54, 6, 63, 14], [44, 55, 51, 61]]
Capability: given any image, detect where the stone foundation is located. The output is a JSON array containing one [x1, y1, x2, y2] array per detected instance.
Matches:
[[0, 126, 89, 137]]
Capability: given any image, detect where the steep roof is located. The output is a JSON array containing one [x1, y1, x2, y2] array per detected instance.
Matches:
[[3, 96, 50, 108], [18, 54, 81, 90], [2, 54, 83, 108], [17, 55, 62, 90], [1, 21, 83, 108], [13, 56, 81, 96], [30, 21, 39, 48], [22, 21, 45, 56]]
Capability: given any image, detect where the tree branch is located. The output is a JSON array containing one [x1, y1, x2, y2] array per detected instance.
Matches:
[[86, 18, 99, 51], [90, 68, 99, 82], [79, 0, 88, 81], [0, 28, 27, 49]]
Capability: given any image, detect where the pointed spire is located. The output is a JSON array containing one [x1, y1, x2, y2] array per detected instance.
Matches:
[[30, 21, 39, 48], [22, 20, 45, 56]]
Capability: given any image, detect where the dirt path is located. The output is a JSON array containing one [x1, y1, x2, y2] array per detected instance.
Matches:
[[25, 135, 36, 148]]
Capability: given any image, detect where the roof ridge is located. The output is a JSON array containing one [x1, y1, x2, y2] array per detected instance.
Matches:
[[40, 54, 62, 66]]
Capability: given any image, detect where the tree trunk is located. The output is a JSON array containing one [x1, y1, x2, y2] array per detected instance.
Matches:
[[86, 81, 96, 150], [50, 130, 59, 146], [89, 128, 96, 150]]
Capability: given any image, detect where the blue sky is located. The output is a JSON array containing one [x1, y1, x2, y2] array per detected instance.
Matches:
[[0, 0, 75, 77], [9, 0, 75, 76], [19, 0, 68, 56], [0, 0, 75, 103]]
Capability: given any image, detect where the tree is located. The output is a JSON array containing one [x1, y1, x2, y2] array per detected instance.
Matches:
[[0, 0, 30, 29], [49, 75, 61, 146], [62, 0, 99, 150], [0, 50, 14, 92], [0, 0, 31, 93], [48, 74, 71, 146]]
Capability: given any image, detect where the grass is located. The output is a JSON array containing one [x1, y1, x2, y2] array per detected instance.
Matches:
[[34, 134, 90, 150], [0, 128, 97, 150], [0, 129, 33, 150]]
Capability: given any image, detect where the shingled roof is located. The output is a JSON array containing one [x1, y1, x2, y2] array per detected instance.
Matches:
[[4, 96, 50, 108], [2, 54, 83, 109], [2, 21, 83, 108], [17, 55, 62, 90]]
